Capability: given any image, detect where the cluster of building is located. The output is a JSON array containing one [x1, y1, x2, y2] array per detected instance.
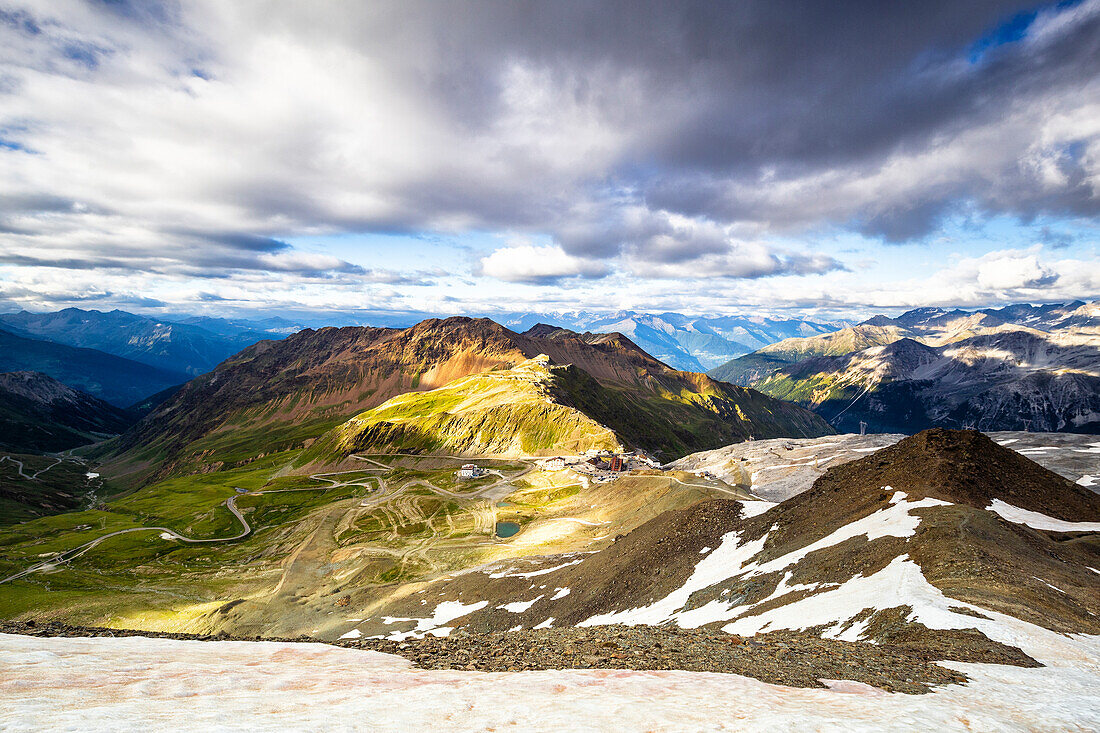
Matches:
[[456, 464, 487, 479], [539, 449, 664, 482]]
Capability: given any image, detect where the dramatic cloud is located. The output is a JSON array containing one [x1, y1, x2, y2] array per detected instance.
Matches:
[[0, 0, 1097, 316]]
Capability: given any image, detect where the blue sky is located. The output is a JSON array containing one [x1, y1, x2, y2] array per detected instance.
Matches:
[[0, 0, 1097, 322]]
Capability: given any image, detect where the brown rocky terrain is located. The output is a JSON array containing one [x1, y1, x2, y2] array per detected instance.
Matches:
[[98, 316, 832, 482], [342, 430, 1099, 645]]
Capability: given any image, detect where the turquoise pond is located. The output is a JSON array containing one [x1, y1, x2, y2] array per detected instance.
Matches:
[[495, 521, 521, 538]]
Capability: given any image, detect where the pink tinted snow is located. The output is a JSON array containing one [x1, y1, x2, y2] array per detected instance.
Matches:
[[1, 632, 1098, 732]]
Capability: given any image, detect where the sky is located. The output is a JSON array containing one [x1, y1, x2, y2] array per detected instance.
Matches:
[[0, 0, 1098, 323]]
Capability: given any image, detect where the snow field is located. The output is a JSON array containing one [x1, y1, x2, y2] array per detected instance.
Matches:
[[2, 632, 1097, 732]]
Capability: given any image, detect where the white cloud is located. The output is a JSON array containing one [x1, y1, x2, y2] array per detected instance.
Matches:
[[478, 244, 608, 283], [973, 251, 1058, 291], [773, 246, 1099, 311]]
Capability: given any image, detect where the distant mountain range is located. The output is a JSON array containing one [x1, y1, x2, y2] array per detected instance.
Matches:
[[0, 326, 190, 407], [709, 300, 1100, 434], [0, 308, 288, 376], [8, 300, 1097, 439], [495, 311, 848, 372]]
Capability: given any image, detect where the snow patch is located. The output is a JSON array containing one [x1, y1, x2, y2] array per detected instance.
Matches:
[[498, 596, 544, 613], [550, 587, 570, 600], [580, 493, 949, 630], [987, 499, 1100, 532], [384, 600, 488, 640], [1033, 577, 1066, 594], [739, 501, 776, 518], [339, 629, 362, 640], [2, 631, 1098, 730], [487, 557, 586, 579]]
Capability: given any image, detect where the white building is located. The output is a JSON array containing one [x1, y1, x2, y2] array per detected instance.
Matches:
[[545, 457, 566, 471], [457, 464, 479, 479]]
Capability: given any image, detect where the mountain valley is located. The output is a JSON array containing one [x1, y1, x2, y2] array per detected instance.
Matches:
[[0, 311, 1096, 726]]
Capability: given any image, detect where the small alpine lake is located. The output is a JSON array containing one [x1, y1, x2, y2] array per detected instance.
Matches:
[[495, 521, 521, 538]]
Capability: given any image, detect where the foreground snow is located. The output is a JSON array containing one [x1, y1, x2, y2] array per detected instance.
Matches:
[[1, 632, 1097, 732]]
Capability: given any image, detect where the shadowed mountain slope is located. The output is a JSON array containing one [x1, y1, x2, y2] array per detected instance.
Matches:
[[0, 372, 134, 453], [0, 326, 189, 407], [0, 308, 280, 376]]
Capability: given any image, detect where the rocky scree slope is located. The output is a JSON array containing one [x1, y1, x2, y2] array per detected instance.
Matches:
[[669, 430, 1100, 502], [348, 430, 1098, 652]]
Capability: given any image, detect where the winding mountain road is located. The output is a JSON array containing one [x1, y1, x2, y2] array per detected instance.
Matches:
[[0, 494, 254, 584], [0, 454, 66, 481], [0, 463, 391, 585]]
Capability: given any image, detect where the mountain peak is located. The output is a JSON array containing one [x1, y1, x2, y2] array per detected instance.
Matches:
[[814, 428, 1098, 522], [522, 322, 573, 338]]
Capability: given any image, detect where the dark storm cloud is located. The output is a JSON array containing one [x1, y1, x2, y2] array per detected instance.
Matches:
[[319, 0, 1099, 246], [186, 231, 291, 253], [854, 200, 961, 244]]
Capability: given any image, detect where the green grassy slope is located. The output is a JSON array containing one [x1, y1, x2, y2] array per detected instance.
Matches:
[[310, 357, 623, 459]]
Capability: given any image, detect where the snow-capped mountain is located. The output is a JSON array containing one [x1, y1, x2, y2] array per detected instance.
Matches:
[[497, 311, 847, 371]]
